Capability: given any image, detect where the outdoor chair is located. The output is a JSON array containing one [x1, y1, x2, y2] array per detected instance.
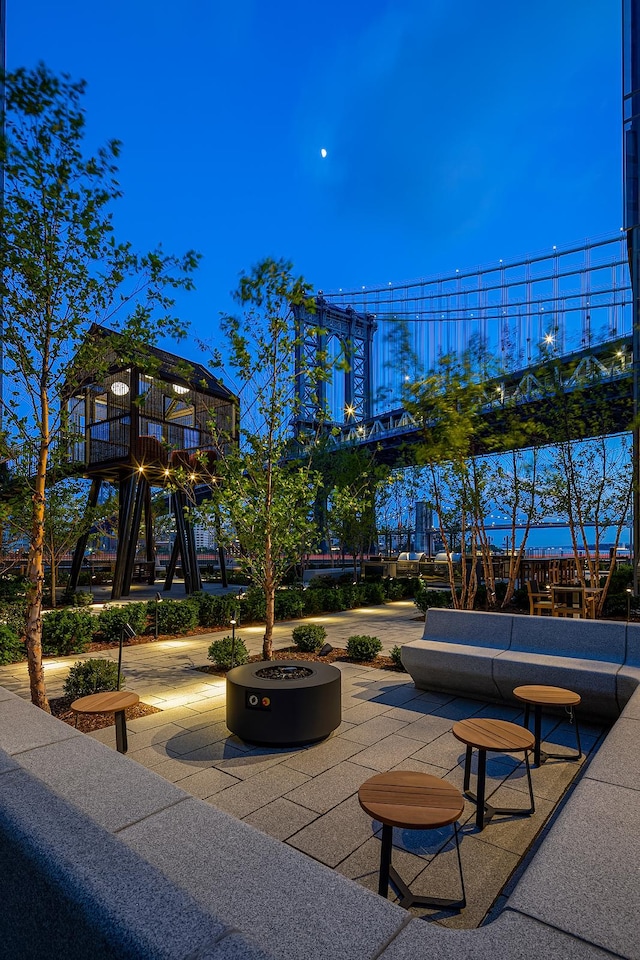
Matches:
[[526, 581, 553, 616]]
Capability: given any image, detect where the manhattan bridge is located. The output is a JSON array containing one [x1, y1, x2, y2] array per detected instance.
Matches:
[[292, 232, 632, 460]]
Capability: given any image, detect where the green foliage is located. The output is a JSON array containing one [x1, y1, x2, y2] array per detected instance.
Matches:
[[238, 586, 265, 623], [193, 592, 237, 628], [362, 582, 386, 605], [292, 623, 327, 653], [67, 591, 94, 607], [0, 575, 29, 600], [42, 610, 94, 656], [390, 645, 406, 671], [153, 598, 199, 634], [274, 589, 305, 620], [414, 587, 451, 614], [0, 63, 200, 706], [607, 563, 633, 595], [97, 603, 148, 643], [0, 625, 25, 664], [63, 658, 121, 699], [0, 599, 27, 635], [346, 634, 383, 661], [207, 635, 249, 670]]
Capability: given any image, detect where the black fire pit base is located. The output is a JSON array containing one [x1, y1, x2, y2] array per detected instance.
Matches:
[[226, 660, 342, 747]]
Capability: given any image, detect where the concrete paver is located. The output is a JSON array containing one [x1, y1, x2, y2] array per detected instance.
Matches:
[[0, 599, 605, 928]]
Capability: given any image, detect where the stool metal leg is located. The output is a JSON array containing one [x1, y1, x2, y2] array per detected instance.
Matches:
[[379, 823, 392, 897], [463, 744, 472, 792], [114, 709, 128, 754], [385, 821, 466, 911], [543, 706, 582, 762], [465, 748, 535, 830]]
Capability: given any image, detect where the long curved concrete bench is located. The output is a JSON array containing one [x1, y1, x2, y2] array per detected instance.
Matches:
[[1, 678, 639, 959], [401, 608, 637, 721]]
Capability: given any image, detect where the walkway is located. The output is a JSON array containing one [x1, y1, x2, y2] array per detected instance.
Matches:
[[0, 602, 605, 929]]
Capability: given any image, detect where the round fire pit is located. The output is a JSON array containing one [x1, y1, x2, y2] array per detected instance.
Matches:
[[226, 660, 342, 746]]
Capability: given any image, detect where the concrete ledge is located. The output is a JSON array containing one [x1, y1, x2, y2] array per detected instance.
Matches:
[[403, 608, 634, 720], [2, 681, 640, 959]]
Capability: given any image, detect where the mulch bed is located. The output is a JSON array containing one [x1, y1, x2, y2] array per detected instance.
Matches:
[[196, 645, 404, 677], [50, 697, 162, 732]]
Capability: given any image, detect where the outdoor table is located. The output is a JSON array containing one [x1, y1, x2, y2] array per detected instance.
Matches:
[[451, 718, 535, 831], [70, 690, 139, 754], [358, 770, 466, 910], [513, 684, 582, 767]]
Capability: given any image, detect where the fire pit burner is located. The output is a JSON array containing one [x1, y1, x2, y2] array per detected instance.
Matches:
[[226, 660, 341, 746], [255, 665, 313, 681]]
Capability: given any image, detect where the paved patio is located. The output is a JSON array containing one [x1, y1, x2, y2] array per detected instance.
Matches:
[[0, 600, 606, 929]]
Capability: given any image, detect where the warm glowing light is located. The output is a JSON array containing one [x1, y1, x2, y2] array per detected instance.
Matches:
[[173, 384, 189, 395], [138, 465, 145, 473], [189, 473, 197, 481], [164, 469, 170, 476], [345, 405, 355, 417], [544, 333, 554, 344], [111, 380, 129, 396]]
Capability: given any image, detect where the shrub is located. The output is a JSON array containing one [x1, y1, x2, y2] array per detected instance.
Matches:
[[383, 578, 405, 601], [0, 625, 25, 664], [193, 592, 236, 628], [207, 635, 249, 670], [390, 644, 406, 671], [153, 598, 199, 634], [0, 575, 29, 600], [292, 623, 327, 652], [42, 609, 94, 656], [98, 603, 148, 644], [0, 599, 26, 635], [414, 587, 451, 614], [275, 589, 305, 621], [68, 590, 94, 607], [346, 634, 382, 661], [63, 658, 121, 699], [301, 589, 325, 616], [363, 582, 386, 605], [242, 587, 266, 623]]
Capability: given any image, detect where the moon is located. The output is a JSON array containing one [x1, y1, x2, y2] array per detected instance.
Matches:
[[320, 148, 327, 158]]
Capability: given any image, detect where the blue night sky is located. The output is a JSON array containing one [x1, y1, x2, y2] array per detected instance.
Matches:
[[9, 0, 622, 350]]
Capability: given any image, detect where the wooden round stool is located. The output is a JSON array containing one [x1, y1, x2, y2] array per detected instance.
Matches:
[[451, 718, 535, 831], [513, 684, 582, 767], [358, 770, 466, 910], [71, 690, 139, 754]]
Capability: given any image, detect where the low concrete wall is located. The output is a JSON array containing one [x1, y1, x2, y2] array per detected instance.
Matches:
[[402, 608, 640, 720], [1, 679, 639, 959]]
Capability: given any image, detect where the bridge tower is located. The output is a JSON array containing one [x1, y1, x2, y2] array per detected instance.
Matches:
[[292, 297, 376, 433]]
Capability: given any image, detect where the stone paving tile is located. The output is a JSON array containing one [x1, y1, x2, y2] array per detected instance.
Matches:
[[467, 789, 555, 853], [411, 832, 520, 929], [171, 705, 228, 730], [208, 764, 310, 819], [347, 734, 426, 773], [172, 766, 240, 800], [335, 834, 428, 890], [283, 736, 366, 776], [429, 697, 487, 721], [164, 720, 235, 756], [340, 715, 410, 745], [215, 748, 300, 780], [394, 713, 456, 745], [287, 794, 375, 867], [341, 700, 391, 724], [124, 721, 190, 751], [284, 760, 373, 814], [173, 738, 247, 764], [127, 705, 204, 730], [503, 753, 586, 802], [243, 797, 318, 841], [409, 732, 468, 771]]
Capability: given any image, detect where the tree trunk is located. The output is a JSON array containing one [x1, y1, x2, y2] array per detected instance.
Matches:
[[25, 441, 50, 712]]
